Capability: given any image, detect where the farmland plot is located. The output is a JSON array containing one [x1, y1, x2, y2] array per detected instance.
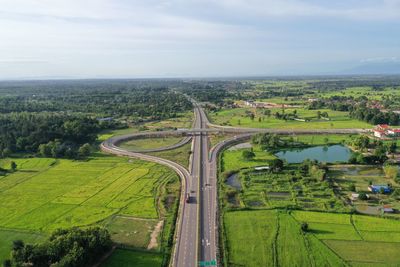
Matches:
[[224, 210, 400, 266], [0, 155, 179, 263]]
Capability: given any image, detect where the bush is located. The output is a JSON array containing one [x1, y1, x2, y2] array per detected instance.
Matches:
[[301, 222, 309, 232], [348, 184, 356, 192], [242, 150, 255, 161], [358, 192, 368, 200]]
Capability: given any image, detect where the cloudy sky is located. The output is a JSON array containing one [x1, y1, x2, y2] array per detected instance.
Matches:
[[0, 0, 399, 79]]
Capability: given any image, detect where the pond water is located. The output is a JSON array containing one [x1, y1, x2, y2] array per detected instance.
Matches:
[[225, 173, 242, 190], [275, 145, 352, 164], [331, 166, 384, 177]]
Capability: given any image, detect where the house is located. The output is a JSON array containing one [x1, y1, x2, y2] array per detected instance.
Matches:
[[379, 205, 394, 213], [387, 128, 400, 137], [368, 185, 392, 194], [376, 124, 390, 131], [244, 100, 255, 107], [374, 130, 387, 139]]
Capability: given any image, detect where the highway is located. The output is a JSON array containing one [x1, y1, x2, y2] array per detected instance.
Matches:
[[195, 103, 218, 266]]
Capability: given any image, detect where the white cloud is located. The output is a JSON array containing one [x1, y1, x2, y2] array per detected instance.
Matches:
[[361, 57, 400, 63]]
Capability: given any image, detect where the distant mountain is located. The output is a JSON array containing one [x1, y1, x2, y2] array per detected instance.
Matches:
[[346, 61, 400, 75]]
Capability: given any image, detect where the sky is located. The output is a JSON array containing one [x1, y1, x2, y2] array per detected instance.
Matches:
[[0, 0, 400, 79]]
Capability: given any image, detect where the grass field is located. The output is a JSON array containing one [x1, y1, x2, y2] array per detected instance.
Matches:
[[119, 136, 184, 151], [0, 154, 179, 262], [224, 210, 345, 267], [282, 134, 355, 146], [210, 107, 372, 129], [221, 144, 276, 172], [101, 249, 163, 267], [224, 209, 400, 267], [149, 142, 192, 168], [144, 112, 193, 130], [321, 86, 400, 101], [103, 216, 158, 248]]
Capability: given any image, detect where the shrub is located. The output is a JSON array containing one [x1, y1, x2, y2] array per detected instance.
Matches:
[[301, 222, 309, 232]]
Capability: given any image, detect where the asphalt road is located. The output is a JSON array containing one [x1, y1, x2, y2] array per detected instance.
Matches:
[[195, 104, 218, 266]]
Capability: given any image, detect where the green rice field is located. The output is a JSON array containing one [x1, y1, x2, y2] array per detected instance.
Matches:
[[101, 249, 163, 267], [224, 210, 400, 267], [0, 155, 179, 263]]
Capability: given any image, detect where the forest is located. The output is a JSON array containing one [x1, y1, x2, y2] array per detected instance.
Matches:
[[0, 80, 193, 158]]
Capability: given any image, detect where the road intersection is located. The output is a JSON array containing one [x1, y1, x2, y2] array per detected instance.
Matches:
[[101, 100, 368, 267]]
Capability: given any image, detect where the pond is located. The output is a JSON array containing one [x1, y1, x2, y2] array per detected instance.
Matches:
[[275, 145, 352, 164], [225, 173, 242, 190]]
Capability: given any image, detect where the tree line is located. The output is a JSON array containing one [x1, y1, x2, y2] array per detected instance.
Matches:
[[0, 113, 109, 158], [4, 227, 111, 267], [309, 96, 400, 125]]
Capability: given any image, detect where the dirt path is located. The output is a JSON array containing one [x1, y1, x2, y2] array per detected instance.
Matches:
[[147, 220, 164, 250]]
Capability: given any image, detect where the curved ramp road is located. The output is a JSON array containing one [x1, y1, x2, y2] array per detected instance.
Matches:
[[100, 139, 197, 267], [106, 131, 192, 153], [102, 98, 368, 267]]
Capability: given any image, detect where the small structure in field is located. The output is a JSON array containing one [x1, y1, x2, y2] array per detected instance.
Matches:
[[254, 166, 270, 171], [379, 205, 394, 213], [244, 100, 255, 107], [350, 193, 369, 201], [368, 185, 392, 194]]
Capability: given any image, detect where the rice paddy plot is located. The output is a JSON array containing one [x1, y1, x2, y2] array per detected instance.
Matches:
[[0, 156, 178, 232], [223, 210, 346, 267]]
